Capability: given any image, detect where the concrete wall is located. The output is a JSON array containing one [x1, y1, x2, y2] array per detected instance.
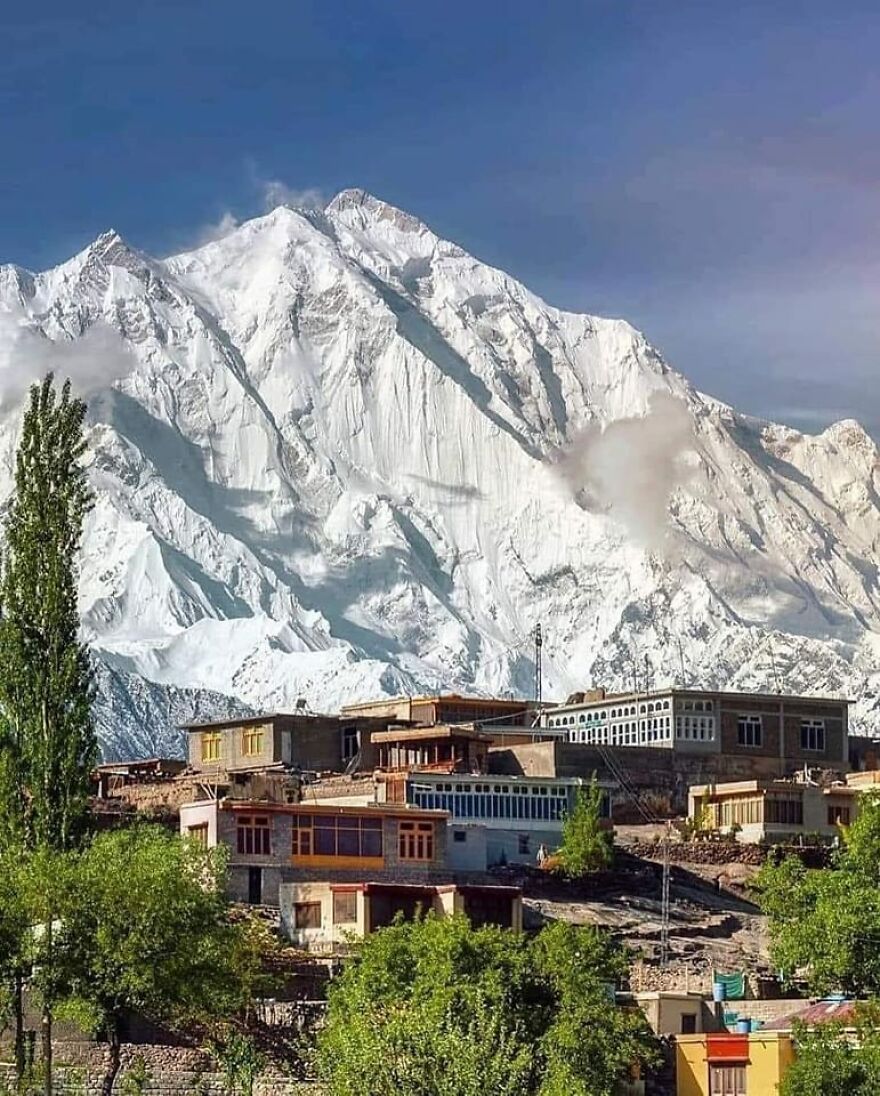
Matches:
[[448, 825, 488, 872], [633, 993, 712, 1036], [675, 1033, 795, 1096], [490, 741, 850, 817]]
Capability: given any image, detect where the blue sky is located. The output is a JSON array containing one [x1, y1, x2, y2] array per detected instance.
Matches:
[[3, 0, 880, 433]]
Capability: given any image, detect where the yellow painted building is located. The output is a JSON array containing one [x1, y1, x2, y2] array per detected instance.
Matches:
[[676, 1032, 795, 1095]]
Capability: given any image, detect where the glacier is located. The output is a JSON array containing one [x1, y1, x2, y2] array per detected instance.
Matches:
[[1, 187, 879, 759]]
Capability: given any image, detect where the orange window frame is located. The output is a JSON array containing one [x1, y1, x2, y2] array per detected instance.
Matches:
[[399, 821, 435, 862]]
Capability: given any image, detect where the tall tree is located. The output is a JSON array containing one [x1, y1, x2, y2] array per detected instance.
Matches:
[[0, 374, 97, 851], [0, 374, 97, 1094], [61, 826, 264, 1096]]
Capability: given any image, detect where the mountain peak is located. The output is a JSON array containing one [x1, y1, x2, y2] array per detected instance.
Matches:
[[326, 188, 429, 236]]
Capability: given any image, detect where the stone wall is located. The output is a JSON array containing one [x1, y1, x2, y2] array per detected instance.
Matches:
[[0, 1044, 317, 1096]]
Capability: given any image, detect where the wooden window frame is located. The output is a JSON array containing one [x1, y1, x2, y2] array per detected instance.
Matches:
[[187, 823, 209, 848], [242, 726, 264, 758], [398, 821, 435, 862], [237, 815, 271, 856], [292, 814, 383, 860], [708, 1063, 746, 1095], [201, 732, 222, 762], [332, 890, 358, 924], [294, 902, 322, 930]]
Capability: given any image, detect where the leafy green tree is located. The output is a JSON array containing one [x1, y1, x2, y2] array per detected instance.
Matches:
[[556, 780, 612, 877], [0, 375, 97, 1093], [60, 826, 262, 1096], [314, 913, 658, 1096], [0, 374, 97, 851], [0, 849, 29, 1077], [780, 1007, 880, 1096], [755, 793, 880, 995]]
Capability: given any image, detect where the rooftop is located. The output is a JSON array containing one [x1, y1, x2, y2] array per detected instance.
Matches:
[[548, 687, 853, 713], [371, 724, 493, 744], [219, 800, 449, 820], [690, 778, 859, 797], [341, 693, 538, 714]]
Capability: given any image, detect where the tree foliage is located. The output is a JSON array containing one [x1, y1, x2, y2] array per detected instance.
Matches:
[[315, 914, 658, 1096], [780, 1007, 880, 1096], [556, 780, 612, 877], [0, 374, 96, 852], [755, 792, 880, 995]]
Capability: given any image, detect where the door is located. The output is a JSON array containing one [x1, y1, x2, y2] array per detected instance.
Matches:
[[248, 866, 262, 905]]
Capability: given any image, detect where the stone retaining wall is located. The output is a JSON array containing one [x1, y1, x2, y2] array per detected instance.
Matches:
[[0, 1044, 317, 1096]]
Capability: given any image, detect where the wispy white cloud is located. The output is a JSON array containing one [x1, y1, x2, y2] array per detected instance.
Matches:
[[0, 316, 136, 407], [260, 179, 326, 212], [194, 210, 239, 246]]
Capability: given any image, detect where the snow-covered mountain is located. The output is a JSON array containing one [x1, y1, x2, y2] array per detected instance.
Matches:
[[1, 188, 879, 759]]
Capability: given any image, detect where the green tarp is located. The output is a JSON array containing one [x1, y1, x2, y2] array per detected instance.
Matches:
[[713, 971, 746, 1000]]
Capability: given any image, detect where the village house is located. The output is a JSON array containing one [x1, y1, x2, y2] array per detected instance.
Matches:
[[339, 692, 543, 727], [543, 687, 850, 765], [688, 775, 862, 843], [183, 710, 393, 776], [280, 879, 523, 951]]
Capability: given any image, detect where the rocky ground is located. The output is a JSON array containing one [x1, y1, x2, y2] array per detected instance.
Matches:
[[493, 834, 775, 992]]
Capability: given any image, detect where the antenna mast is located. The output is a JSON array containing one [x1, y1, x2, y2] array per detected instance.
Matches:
[[534, 623, 543, 704]]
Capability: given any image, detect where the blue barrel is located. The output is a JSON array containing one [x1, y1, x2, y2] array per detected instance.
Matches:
[[736, 1019, 750, 1034], [713, 982, 727, 1002]]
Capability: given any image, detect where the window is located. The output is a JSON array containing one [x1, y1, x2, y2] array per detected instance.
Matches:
[[187, 823, 208, 848], [765, 796, 803, 825], [237, 815, 271, 855], [399, 821, 434, 861], [242, 725, 264, 757], [294, 902, 322, 930], [680, 1013, 697, 1034], [201, 731, 221, 762], [332, 891, 357, 924], [341, 725, 360, 762], [828, 805, 851, 826], [292, 814, 383, 859], [801, 720, 826, 752], [709, 1064, 746, 1095], [737, 715, 763, 748], [518, 834, 530, 855], [453, 830, 467, 843]]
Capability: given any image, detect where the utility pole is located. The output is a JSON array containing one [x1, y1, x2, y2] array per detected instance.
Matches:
[[660, 821, 671, 969], [534, 623, 543, 704], [644, 653, 652, 694]]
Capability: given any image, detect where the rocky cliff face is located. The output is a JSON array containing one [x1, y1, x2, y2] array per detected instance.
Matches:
[[1, 189, 878, 758]]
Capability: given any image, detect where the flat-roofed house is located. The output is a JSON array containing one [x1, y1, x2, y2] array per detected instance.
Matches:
[[543, 687, 850, 766], [340, 693, 539, 727], [280, 880, 523, 951], [688, 777, 861, 843], [182, 712, 387, 776], [180, 799, 454, 906]]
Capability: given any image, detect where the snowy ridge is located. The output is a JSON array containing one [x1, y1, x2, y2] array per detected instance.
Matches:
[[1, 189, 879, 757]]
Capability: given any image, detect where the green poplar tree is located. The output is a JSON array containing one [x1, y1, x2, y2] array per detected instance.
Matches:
[[0, 374, 97, 851], [0, 374, 97, 1094]]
